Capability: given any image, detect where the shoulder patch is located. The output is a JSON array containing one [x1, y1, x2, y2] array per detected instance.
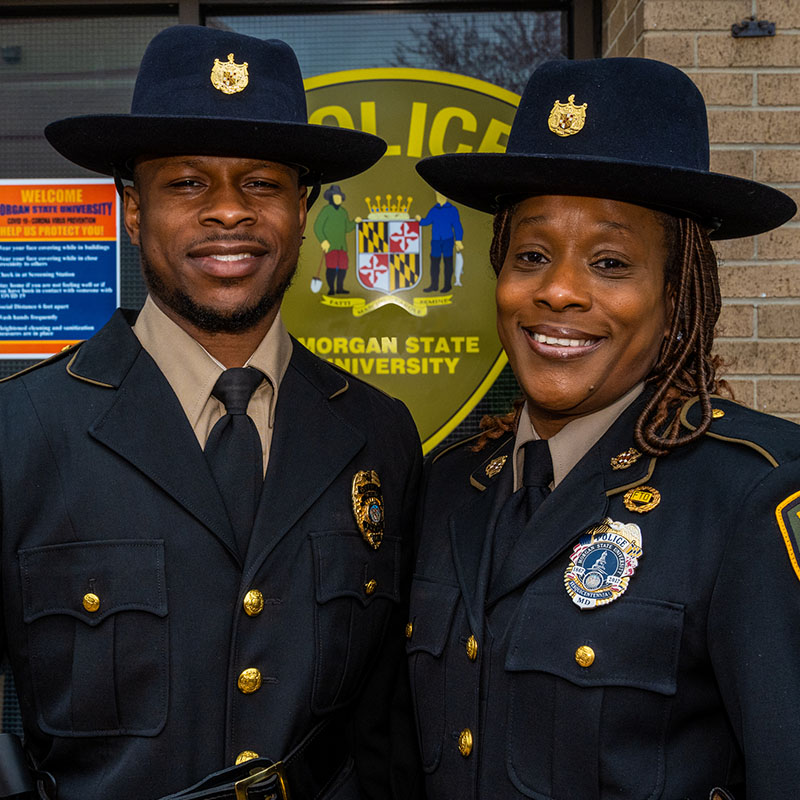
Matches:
[[775, 491, 800, 583], [0, 342, 83, 384]]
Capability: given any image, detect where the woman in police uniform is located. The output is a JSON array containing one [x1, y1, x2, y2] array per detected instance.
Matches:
[[407, 57, 800, 800]]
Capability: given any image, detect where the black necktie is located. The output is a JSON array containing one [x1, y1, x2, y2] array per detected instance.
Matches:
[[204, 367, 265, 557], [491, 439, 554, 583]]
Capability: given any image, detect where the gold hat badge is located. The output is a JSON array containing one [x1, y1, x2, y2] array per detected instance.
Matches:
[[548, 94, 587, 137], [210, 52, 249, 95]]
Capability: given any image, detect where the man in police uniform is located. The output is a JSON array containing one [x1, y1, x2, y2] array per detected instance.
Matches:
[[0, 26, 421, 800]]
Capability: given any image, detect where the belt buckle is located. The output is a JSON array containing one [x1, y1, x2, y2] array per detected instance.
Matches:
[[234, 761, 289, 800]]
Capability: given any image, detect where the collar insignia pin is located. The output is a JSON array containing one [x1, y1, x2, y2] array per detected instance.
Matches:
[[610, 447, 641, 470], [352, 470, 384, 549], [623, 485, 661, 514], [210, 52, 249, 94], [485, 455, 507, 478], [548, 93, 587, 137], [565, 517, 643, 609]]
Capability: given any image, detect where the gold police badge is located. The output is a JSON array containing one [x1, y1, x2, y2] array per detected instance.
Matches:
[[210, 52, 249, 94], [547, 94, 587, 137], [352, 470, 384, 549]]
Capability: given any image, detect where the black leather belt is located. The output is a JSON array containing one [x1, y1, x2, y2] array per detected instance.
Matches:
[[159, 718, 350, 800]]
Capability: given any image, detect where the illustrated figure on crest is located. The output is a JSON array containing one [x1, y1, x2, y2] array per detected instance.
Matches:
[[313, 184, 360, 296], [416, 191, 464, 293]]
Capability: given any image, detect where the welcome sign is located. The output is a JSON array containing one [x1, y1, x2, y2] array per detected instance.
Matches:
[[0, 178, 119, 358]]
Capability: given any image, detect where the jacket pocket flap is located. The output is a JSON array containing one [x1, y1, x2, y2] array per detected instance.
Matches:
[[312, 531, 400, 607], [407, 578, 460, 657], [505, 593, 684, 696], [20, 540, 167, 625]]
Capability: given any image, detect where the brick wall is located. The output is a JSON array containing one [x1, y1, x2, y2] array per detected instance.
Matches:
[[602, 0, 800, 419]]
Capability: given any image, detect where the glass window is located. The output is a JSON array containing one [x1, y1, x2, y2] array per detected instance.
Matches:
[[0, 12, 178, 376], [207, 8, 567, 92]]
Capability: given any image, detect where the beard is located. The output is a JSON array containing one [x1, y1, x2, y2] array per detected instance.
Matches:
[[140, 247, 298, 335]]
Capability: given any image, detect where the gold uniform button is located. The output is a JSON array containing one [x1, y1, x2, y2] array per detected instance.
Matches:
[[405, 622, 413, 639], [712, 408, 725, 418], [82, 593, 100, 613], [243, 589, 265, 617], [458, 728, 473, 757], [575, 645, 595, 668], [235, 750, 259, 765], [466, 635, 478, 662], [364, 579, 378, 595], [237, 668, 262, 694]]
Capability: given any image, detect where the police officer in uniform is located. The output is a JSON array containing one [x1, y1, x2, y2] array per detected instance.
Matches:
[[407, 58, 800, 799], [0, 26, 422, 800]]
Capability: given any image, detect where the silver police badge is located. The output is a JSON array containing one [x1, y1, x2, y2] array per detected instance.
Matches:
[[564, 518, 642, 610], [352, 470, 384, 550]]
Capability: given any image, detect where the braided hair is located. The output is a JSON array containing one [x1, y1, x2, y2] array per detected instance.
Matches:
[[475, 202, 727, 456]]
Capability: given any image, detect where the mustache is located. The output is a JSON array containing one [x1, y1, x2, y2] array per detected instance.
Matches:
[[185, 232, 271, 250]]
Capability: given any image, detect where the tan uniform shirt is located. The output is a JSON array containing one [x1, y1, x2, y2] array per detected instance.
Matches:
[[512, 382, 644, 491], [132, 295, 293, 474]]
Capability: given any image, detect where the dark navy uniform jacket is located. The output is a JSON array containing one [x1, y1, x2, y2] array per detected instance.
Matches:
[[0, 309, 422, 800], [408, 393, 800, 800]]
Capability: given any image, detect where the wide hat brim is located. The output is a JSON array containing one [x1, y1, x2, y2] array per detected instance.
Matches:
[[416, 152, 796, 240], [416, 57, 796, 240], [45, 115, 385, 184], [44, 26, 386, 184]]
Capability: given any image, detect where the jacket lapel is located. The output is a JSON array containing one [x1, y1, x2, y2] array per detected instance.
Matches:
[[486, 397, 657, 605], [448, 437, 514, 630], [244, 342, 365, 570], [71, 310, 239, 561]]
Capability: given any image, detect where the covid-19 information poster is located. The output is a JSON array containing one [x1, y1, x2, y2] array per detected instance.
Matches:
[[0, 178, 119, 358]]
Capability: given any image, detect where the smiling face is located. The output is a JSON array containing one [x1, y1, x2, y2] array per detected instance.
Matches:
[[123, 155, 307, 338], [496, 195, 672, 437]]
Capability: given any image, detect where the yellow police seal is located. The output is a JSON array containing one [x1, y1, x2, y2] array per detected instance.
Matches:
[[547, 93, 587, 137], [210, 52, 249, 95], [352, 470, 384, 549], [287, 69, 516, 454]]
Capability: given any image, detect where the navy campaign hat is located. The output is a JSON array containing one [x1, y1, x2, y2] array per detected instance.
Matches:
[[416, 57, 796, 239], [45, 25, 385, 184]]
